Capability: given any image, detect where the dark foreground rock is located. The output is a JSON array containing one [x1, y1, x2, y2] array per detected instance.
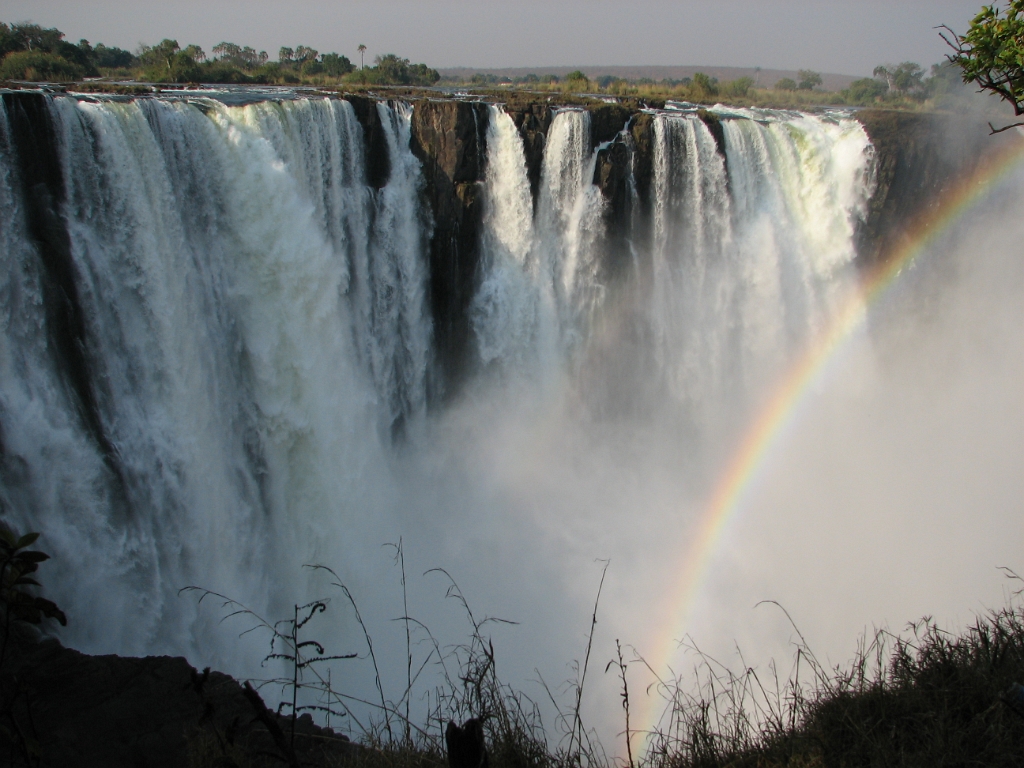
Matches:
[[0, 629, 355, 767]]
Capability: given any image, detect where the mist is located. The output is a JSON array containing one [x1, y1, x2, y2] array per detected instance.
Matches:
[[314, 122, 1024, 747], [2, 88, 1022, 757]]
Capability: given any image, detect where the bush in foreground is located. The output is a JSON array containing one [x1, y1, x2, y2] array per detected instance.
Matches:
[[645, 592, 1024, 768]]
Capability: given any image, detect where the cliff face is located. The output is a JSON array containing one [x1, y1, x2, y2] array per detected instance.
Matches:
[[409, 100, 489, 394], [504, 103, 552, 205], [853, 109, 995, 268], [406, 99, 735, 393], [6, 90, 982, 402], [346, 95, 392, 189]]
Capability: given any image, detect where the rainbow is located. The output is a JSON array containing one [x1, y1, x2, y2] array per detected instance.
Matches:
[[637, 128, 1024, 741]]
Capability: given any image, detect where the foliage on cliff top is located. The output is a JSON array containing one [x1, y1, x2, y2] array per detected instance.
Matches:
[[0, 20, 438, 87], [943, 0, 1024, 131]]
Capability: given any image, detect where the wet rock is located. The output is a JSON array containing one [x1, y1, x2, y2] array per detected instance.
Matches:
[[505, 103, 552, 205], [409, 99, 489, 395], [854, 109, 993, 268], [347, 94, 391, 188]]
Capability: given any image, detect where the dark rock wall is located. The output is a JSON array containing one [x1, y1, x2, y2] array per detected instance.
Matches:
[[505, 103, 552, 206], [6, 91, 978, 407], [409, 99, 489, 396], [696, 109, 727, 163], [346, 95, 391, 188], [593, 134, 634, 280], [853, 109, 994, 269]]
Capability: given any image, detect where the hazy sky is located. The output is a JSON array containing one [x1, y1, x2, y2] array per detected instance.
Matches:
[[0, 0, 991, 76]]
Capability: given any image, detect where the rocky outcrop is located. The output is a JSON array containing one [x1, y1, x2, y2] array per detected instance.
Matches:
[[854, 109, 994, 268], [696, 109, 727, 163], [630, 112, 657, 216], [409, 99, 489, 395], [347, 95, 391, 188], [593, 136, 634, 278], [504, 103, 552, 205], [0, 629, 354, 767], [589, 104, 632, 148]]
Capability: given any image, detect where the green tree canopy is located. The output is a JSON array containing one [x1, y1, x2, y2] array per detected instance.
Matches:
[[320, 53, 353, 77], [797, 69, 822, 90], [692, 72, 719, 97], [374, 53, 409, 83], [843, 77, 888, 103], [0, 49, 83, 81], [0, 22, 97, 75], [723, 76, 754, 97], [90, 42, 136, 68], [872, 62, 925, 93], [138, 39, 203, 82], [943, 0, 1024, 125], [212, 42, 267, 69], [775, 77, 797, 91]]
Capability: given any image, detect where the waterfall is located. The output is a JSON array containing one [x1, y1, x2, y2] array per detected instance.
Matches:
[[471, 104, 540, 373], [0, 91, 884, 735], [470, 106, 871, 435], [0, 93, 433, 657]]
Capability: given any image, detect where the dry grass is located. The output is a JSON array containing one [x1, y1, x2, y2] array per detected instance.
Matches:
[[186, 563, 1024, 768]]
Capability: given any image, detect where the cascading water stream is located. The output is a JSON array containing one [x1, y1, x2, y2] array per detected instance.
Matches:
[[0, 91, 907, 744], [0, 93, 432, 659]]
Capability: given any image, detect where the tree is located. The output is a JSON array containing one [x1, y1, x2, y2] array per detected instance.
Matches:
[[374, 53, 409, 84], [0, 22, 98, 76], [294, 45, 318, 64], [1, 23, 64, 55], [212, 42, 267, 69], [0, 49, 83, 81], [91, 42, 136, 69], [775, 77, 797, 91], [843, 77, 888, 103], [797, 69, 822, 90], [138, 39, 203, 82], [943, 1, 1024, 130], [408, 62, 440, 85], [692, 71, 719, 98], [723, 76, 754, 97], [139, 38, 182, 70], [358, 43, 366, 69], [181, 44, 205, 62], [321, 52, 353, 77], [872, 62, 925, 94]]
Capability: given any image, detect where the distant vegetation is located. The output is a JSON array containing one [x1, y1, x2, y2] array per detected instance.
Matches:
[[447, 62, 977, 112], [0, 21, 439, 86], [0, 19, 988, 116]]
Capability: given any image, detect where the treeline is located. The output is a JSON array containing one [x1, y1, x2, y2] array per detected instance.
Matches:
[[456, 61, 969, 109], [0, 21, 440, 86]]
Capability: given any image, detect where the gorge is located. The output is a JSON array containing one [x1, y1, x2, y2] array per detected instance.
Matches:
[[0, 88, 1020, 748]]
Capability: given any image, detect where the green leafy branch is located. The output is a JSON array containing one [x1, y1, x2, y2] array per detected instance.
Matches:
[[942, 1, 1024, 131]]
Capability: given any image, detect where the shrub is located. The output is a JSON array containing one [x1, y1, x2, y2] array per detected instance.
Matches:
[[0, 50, 84, 81], [842, 77, 888, 104], [723, 76, 754, 98]]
